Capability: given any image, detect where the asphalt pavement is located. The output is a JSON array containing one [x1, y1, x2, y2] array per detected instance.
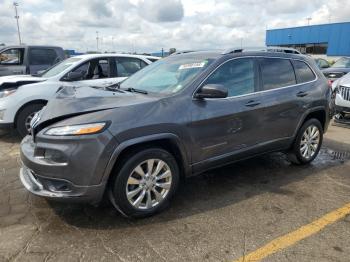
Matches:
[[0, 123, 349, 261]]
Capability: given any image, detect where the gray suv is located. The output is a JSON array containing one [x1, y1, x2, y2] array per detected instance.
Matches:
[[20, 50, 331, 217]]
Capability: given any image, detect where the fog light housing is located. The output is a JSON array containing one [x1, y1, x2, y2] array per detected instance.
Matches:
[[43, 179, 71, 192]]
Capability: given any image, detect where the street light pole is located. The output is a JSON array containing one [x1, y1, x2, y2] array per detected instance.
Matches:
[[13, 2, 22, 45], [96, 31, 99, 52], [112, 36, 114, 52], [306, 17, 312, 26]]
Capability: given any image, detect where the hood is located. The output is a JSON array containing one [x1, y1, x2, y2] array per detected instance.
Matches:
[[0, 75, 47, 91], [322, 67, 350, 79], [35, 85, 157, 129], [334, 72, 350, 88]]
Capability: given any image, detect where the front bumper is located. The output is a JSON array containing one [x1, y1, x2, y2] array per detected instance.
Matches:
[[19, 131, 118, 204], [20, 166, 106, 203]]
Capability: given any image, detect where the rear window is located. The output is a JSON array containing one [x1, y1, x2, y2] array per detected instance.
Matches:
[[29, 48, 58, 65], [292, 60, 316, 83], [116, 57, 147, 77], [259, 58, 296, 90]]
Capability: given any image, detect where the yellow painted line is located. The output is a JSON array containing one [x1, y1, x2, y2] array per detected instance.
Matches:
[[234, 202, 350, 262]]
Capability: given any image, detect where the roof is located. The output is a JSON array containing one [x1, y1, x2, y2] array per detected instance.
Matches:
[[71, 53, 161, 60], [2, 45, 63, 49], [267, 21, 350, 31]]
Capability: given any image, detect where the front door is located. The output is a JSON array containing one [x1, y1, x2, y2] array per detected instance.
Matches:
[[0, 48, 26, 76], [189, 57, 264, 167]]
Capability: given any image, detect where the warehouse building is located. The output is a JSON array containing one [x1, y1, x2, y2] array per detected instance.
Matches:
[[266, 22, 350, 57]]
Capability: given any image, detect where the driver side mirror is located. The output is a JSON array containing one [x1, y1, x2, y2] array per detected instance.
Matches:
[[321, 64, 330, 69], [194, 84, 228, 99], [63, 71, 84, 81]]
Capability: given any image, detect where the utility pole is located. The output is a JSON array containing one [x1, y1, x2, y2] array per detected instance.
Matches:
[[111, 36, 114, 52], [96, 31, 99, 52], [306, 17, 312, 26], [13, 2, 22, 45]]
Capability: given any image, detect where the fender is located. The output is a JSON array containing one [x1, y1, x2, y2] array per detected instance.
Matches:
[[292, 105, 329, 139], [101, 133, 191, 183]]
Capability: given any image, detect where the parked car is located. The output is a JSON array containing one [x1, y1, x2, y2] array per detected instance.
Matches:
[[331, 72, 350, 119], [314, 58, 331, 69], [0, 45, 65, 76], [20, 49, 331, 217], [0, 54, 157, 137], [322, 57, 350, 82]]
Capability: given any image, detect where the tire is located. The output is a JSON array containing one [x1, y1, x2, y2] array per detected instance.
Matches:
[[289, 119, 323, 165], [109, 148, 180, 218], [16, 103, 45, 138]]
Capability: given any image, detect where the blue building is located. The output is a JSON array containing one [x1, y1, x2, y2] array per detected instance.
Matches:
[[266, 22, 350, 56]]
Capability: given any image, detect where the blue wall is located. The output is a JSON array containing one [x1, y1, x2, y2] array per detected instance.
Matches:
[[266, 22, 350, 56]]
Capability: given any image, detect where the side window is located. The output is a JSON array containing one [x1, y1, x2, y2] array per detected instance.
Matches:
[[70, 62, 89, 80], [68, 58, 110, 80], [29, 48, 58, 65], [0, 48, 24, 65], [116, 57, 145, 77], [319, 60, 328, 68], [259, 58, 296, 90], [292, 60, 316, 83], [204, 58, 256, 97]]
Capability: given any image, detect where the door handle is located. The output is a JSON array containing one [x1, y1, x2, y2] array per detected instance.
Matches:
[[245, 100, 261, 107], [296, 91, 308, 97]]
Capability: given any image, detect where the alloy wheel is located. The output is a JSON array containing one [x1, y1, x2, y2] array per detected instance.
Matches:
[[300, 125, 320, 159], [126, 159, 172, 210], [24, 112, 37, 133]]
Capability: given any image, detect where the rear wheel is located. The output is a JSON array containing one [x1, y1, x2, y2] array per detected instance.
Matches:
[[289, 119, 323, 165], [109, 148, 179, 218], [16, 103, 45, 138]]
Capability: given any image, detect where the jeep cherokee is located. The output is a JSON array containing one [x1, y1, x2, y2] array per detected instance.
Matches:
[[20, 49, 331, 217]]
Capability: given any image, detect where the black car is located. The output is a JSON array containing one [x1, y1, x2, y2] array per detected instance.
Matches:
[[20, 49, 331, 217], [322, 57, 350, 82]]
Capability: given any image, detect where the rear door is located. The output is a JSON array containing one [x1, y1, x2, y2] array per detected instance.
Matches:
[[0, 47, 26, 76], [114, 57, 149, 82], [256, 57, 302, 144], [28, 48, 59, 74], [189, 57, 264, 166]]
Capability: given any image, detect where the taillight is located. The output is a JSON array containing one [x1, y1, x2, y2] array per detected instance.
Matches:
[[327, 79, 333, 88]]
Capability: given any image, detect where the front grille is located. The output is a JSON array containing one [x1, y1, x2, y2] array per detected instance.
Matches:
[[339, 86, 350, 101]]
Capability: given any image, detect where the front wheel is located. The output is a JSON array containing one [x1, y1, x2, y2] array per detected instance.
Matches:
[[109, 148, 180, 218], [16, 103, 45, 138], [289, 119, 323, 165]]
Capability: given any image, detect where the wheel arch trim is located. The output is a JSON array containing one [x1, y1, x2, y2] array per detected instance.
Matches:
[[102, 133, 191, 183]]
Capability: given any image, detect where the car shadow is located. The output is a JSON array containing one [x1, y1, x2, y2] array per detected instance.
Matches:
[[47, 139, 350, 230], [0, 130, 22, 143]]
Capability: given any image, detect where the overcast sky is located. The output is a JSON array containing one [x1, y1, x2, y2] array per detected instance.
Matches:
[[0, 0, 349, 53]]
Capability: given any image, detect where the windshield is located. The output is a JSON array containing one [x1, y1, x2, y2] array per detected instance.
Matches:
[[120, 56, 214, 94], [41, 57, 82, 78], [332, 57, 350, 68]]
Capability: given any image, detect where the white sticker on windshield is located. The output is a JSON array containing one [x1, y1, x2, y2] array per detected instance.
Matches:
[[179, 62, 206, 70]]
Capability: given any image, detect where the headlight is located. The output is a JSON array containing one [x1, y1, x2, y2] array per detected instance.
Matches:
[[0, 89, 16, 98], [44, 122, 107, 136]]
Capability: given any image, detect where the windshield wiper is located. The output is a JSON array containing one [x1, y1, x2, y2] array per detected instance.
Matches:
[[105, 82, 121, 90], [124, 87, 148, 94]]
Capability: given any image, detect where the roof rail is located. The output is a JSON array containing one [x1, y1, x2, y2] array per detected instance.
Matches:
[[222, 46, 301, 55], [171, 50, 196, 55]]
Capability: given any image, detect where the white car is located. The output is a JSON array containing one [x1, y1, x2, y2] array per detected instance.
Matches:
[[0, 53, 160, 137], [332, 72, 350, 119]]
